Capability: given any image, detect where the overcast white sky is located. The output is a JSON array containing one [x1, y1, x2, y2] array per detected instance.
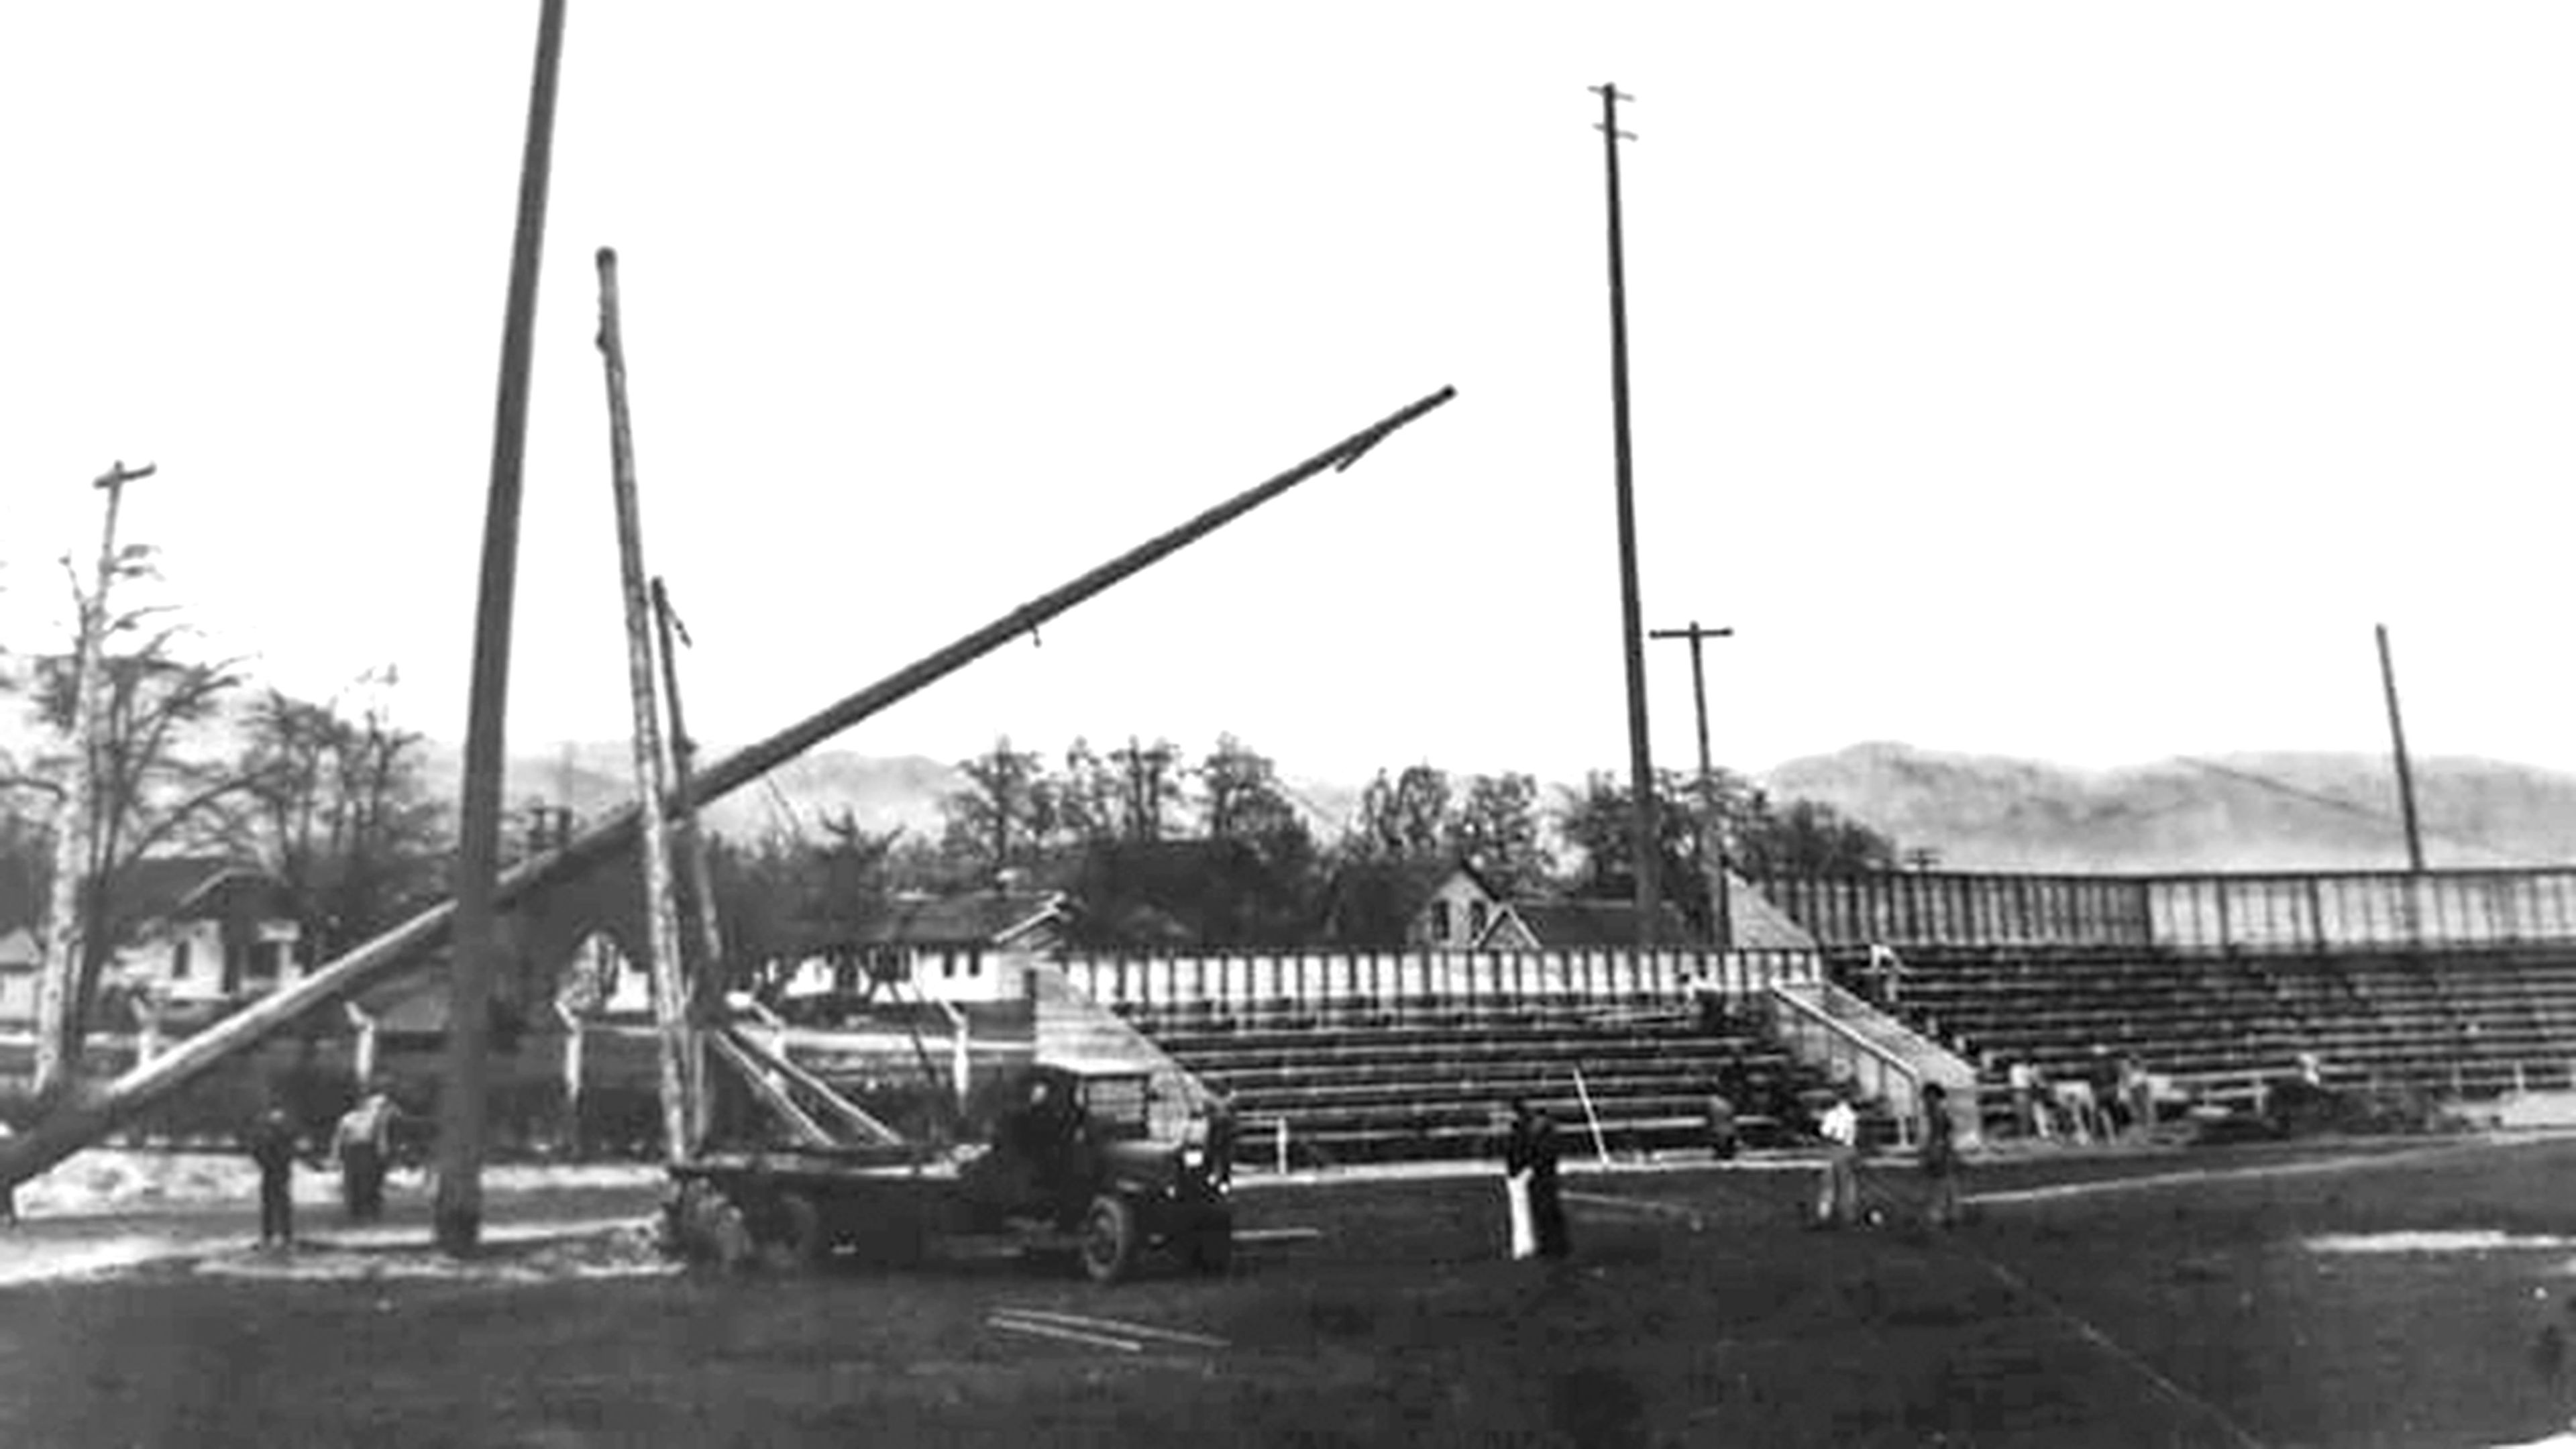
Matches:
[[3, 4, 2572, 788]]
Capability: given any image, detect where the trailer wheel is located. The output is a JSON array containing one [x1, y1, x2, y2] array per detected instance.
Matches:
[[667, 1179, 753, 1270], [714, 1196, 761, 1273], [777, 1191, 829, 1272], [1079, 1193, 1140, 1285]]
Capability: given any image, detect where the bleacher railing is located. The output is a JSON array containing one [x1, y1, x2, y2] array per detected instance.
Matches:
[[1055, 947, 1822, 1010], [1762, 981, 1926, 1147], [1759, 867, 2576, 953]]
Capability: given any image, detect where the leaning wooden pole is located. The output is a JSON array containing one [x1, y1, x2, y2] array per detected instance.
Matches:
[[436, 0, 570, 1257], [0, 385, 1455, 1193], [652, 576, 727, 1149], [2375, 623, 2427, 875], [596, 248, 696, 1165]]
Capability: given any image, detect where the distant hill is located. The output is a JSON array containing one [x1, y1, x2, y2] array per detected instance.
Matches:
[[415, 742, 964, 845], [27, 704, 2576, 874], [1760, 742, 2576, 873], [414, 743, 1369, 847]]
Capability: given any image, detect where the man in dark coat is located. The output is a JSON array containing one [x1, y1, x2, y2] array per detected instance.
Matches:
[[247, 1104, 300, 1246], [1505, 1099, 1571, 1260], [1919, 1081, 1962, 1229]]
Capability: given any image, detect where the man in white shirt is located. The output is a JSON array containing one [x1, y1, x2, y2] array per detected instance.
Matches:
[[2007, 1059, 2049, 1139], [1815, 1098, 1860, 1228]]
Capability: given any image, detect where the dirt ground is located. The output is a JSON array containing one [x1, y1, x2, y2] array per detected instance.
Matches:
[[8, 1136, 2576, 1446]]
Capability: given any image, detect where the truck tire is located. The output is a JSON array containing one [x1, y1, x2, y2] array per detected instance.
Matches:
[[1079, 1193, 1140, 1285]]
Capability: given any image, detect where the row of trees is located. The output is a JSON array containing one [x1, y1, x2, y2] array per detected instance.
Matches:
[[707, 735, 1904, 955]]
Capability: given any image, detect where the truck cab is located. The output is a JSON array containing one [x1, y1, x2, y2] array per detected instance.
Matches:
[[962, 1059, 1233, 1281]]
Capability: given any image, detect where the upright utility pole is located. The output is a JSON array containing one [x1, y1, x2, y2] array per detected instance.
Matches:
[[596, 248, 694, 1167], [438, 0, 570, 1258], [1651, 621, 1734, 949], [32, 460, 154, 1104], [1593, 82, 1660, 949], [2376, 623, 2426, 874]]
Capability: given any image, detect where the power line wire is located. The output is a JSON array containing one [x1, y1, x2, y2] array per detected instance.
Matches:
[[2171, 755, 2542, 867]]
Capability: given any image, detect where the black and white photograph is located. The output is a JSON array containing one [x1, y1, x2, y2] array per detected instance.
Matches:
[[5, 4, 2576, 1445]]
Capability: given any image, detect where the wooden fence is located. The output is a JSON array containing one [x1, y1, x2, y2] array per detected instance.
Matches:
[[1758, 867, 2576, 953], [1055, 947, 1822, 1010]]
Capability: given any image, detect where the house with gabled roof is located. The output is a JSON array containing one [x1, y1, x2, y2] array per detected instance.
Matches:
[[1321, 857, 1514, 949], [750, 888, 1077, 1010], [1474, 898, 1693, 951], [1475, 870, 1817, 952], [0, 855, 305, 1028]]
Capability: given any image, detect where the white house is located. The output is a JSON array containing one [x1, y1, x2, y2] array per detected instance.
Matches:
[[106, 860, 305, 1010], [0, 926, 38, 1026], [772, 890, 1076, 1007], [0, 857, 304, 1030]]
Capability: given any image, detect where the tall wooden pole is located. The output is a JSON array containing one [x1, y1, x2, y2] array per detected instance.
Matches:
[[1651, 621, 1733, 949], [2376, 623, 2426, 873], [437, 0, 570, 1257], [596, 249, 695, 1165], [33, 460, 154, 1105], [1593, 83, 1660, 948], [652, 576, 726, 1150]]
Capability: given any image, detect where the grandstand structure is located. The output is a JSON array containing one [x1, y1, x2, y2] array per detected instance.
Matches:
[[1764, 866, 2576, 1112], [1072, 946, 1915, 1167], [1071, 865, 2576, 1170]]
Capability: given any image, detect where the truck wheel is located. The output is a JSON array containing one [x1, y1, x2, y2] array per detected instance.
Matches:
[[1079, 1193, 1140, 1285]]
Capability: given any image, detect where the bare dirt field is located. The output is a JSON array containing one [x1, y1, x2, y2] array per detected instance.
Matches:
[[8, 1136, 2576, 1447]]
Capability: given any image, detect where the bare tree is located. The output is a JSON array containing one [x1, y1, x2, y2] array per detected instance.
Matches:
[[8, 547, 267, 1087], [219, 675, 447, 960], [937, 737, 1051, 881], [1450, 772, 1548, 896], [1350, 763, 1454, 863]]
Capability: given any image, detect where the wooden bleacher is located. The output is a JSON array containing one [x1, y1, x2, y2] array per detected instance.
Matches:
[[1118, 994, 1858, 1167]]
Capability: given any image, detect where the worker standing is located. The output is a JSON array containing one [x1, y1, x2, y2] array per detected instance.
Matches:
[[247, 1101, 300, 1247]]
